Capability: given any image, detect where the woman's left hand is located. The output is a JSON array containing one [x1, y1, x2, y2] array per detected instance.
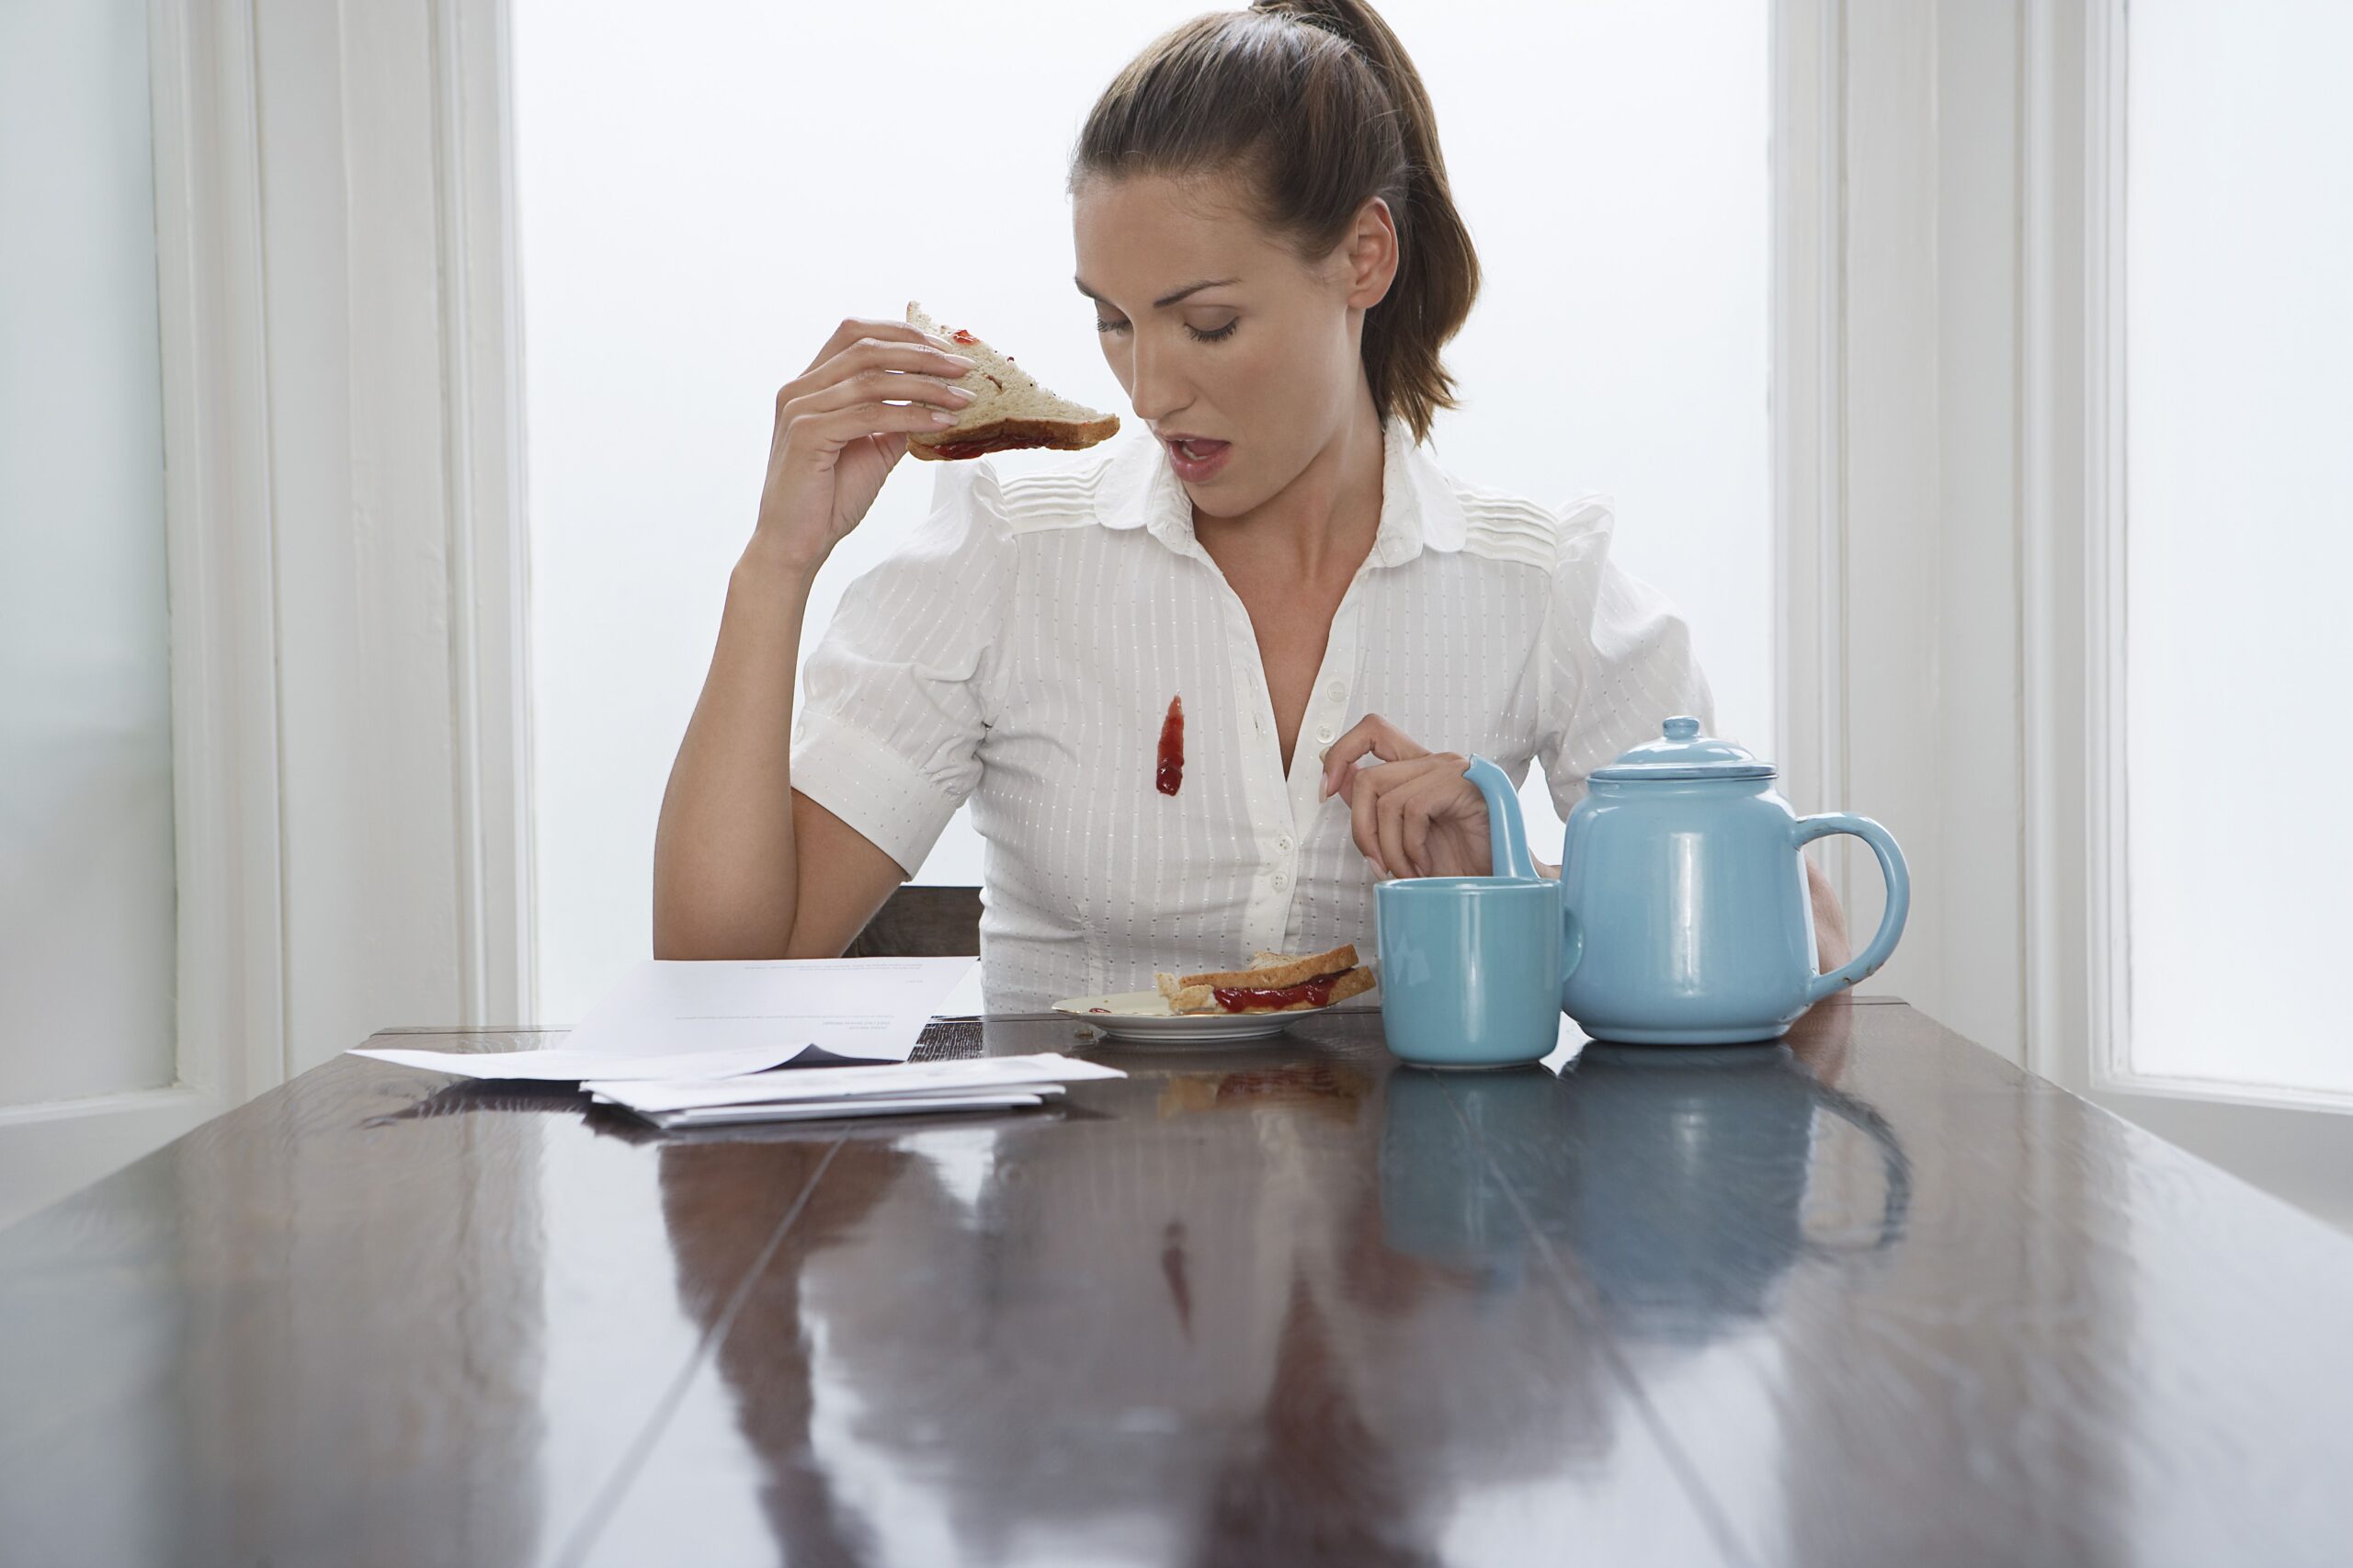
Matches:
[[1317, 713, 1490, 879]]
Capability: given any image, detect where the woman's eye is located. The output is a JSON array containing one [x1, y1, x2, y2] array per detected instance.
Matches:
[[1092, 317, 1237, 343]]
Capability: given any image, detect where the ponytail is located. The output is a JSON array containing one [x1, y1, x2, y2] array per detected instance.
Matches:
[[1072, 0, 1481, 443]]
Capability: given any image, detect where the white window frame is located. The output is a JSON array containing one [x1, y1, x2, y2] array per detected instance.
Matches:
[[0, 0, 535, 1224], [1777, 0, 2349, 1223], [2057, 0, 2353, 1116]]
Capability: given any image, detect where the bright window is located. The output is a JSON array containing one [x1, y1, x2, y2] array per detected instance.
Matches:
[[517, 0, 1769, 1023], [2124, 1, 2353, 1096], [0, 0, 176, 1106]]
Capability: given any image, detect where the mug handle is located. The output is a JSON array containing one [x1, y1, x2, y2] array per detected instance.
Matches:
[[1791, 813, 1909, 1006]]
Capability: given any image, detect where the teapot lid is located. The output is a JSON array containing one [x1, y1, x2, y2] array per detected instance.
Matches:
[[1591, 716, 1775, 782]]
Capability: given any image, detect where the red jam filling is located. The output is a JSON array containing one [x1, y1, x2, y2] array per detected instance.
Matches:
[[949, 328, 977, 345], [1155, 696, 1185, 795], [928, 434, 1038, 460], [1211, 970, 1350, 1013]]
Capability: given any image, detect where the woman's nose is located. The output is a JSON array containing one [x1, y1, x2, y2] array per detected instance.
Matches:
[[1127, 341, 1188, 425]]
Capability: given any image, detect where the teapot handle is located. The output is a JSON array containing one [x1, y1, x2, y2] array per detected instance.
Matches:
[[1463, 756, 1540, 881], [1800, 1084, 1913, 1256], [1792, 813, 1910, 1006]]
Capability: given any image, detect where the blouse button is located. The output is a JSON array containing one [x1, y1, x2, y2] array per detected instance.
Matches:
[[1315, 723, 1336, 744], [1276, 836, 1292, 854], [1271, 872, 1289, 891], [1325, 682, 1345, 702]]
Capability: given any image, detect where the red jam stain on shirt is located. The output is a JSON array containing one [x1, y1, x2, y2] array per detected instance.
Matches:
[[1211, 970, 1349, 1013], [1155, 695, 1186, 795]]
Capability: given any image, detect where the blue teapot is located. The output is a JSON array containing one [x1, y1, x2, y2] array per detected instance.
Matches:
[[1461, 717, 1909, 1045]]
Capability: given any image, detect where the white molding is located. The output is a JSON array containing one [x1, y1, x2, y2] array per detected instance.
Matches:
[[243, 0, 536, 1063], [2096, 1069, 2353, 1119], [0, 1084, 221, 1131], [149, 0, 289, 1107], [2080, 0, 2133, 1096], [1771, 0, 1848, 872], [2018, 0, 2066, 1086], [1777, 0, 1957, 1018], [0, 1085, 226, 1233], [433, 0, 538, 1027], [1775, 2, 2033, 1054]]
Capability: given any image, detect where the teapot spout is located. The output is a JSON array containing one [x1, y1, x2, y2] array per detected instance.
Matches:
[[1464, 756, 1540, 881]]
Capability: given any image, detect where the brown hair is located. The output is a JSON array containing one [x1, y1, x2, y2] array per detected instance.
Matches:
[[1070, 0, 1480, 444]]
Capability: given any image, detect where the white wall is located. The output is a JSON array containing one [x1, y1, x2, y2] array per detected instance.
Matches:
[[517, 0, 1770, 1023], [0, 0, 176, 1107]]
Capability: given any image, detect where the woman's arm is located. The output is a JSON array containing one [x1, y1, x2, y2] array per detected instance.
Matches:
[[652, 317, 976, 960], [653, 540, 906, 959], [1807, 857, 1853, 974]]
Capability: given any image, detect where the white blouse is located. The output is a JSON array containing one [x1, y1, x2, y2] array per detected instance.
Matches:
[[792, 416, 1715, 1013]]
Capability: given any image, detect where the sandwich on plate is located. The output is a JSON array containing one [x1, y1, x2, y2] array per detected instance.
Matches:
[[1154, 944, 1375, 1016], [904, 301, 1120, 461]]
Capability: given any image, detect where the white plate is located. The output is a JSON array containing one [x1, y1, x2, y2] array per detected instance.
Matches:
[[1052, 989, 1350, 1044]]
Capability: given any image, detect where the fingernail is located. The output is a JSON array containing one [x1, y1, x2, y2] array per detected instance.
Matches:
[[948, 385, 977, 402], [930, 409, 958, 424]]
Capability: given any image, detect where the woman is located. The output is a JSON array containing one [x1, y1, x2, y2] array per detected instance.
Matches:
[[654, 0, 1850, 1010]]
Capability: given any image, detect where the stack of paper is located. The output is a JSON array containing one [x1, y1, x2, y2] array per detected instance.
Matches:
[[349, 958, 1124, 1130], [350, 957, 978, 1082], [585, 1053, 1126, 1130]]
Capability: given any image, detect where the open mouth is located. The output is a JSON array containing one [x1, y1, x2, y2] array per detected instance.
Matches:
[[1165, 436, 1233, 472]]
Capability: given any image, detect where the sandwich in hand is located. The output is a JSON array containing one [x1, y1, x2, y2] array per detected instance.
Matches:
[[1154, 944, 1376, 1016], [904, 301, 1120, 461]]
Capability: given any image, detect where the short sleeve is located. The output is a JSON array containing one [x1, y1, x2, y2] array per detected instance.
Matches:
[[790, 461, 1013, 875], [1534, 497, 1717, 816]]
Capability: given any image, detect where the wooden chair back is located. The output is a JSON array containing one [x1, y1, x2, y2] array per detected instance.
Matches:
[[844, 884, 982, 958]]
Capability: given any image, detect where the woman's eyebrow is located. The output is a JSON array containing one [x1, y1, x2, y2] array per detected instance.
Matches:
[[1073, 276, 1241, 310]]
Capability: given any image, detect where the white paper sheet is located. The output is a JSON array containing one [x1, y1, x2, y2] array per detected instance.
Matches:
[[347, 957, 978, 1081], [933, 961, 987, 1017], [559, 957, 977, 1064], [585, 1053, 1125, 1115], [348, 1042, 812, 1083], [642, 1088, 1056, 1129]]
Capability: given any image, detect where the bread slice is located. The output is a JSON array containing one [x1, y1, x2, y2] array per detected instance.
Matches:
[[1168, 944, 1359, 994], [1154, 944, 1369, 1014], [1162, 965, 1376, 1016], [904, 301, 1120, 461]]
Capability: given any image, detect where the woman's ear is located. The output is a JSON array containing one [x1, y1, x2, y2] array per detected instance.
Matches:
[[1343, 196, 1399, 312]]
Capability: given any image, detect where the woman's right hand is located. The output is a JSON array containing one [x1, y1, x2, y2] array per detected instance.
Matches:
[[752, 316, 978, 573]]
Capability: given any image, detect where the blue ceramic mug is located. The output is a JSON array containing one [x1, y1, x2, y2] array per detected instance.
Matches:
[[1375, 817, 1581, 1069]]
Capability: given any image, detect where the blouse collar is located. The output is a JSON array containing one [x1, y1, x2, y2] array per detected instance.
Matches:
[[1100, 415, 1468, 567]]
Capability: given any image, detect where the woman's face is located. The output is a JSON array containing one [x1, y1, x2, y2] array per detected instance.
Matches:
[[1072, 172, 1396, 517]]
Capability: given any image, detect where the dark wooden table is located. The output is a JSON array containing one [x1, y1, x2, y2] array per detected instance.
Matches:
[[4, 998, 2351, 1567]]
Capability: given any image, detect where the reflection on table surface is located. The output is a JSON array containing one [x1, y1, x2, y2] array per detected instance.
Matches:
[[4, 998, 2353, 1567]]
